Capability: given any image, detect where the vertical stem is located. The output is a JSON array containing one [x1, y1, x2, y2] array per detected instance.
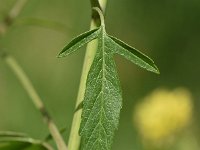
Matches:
[[99, 0, 107, 13], [3, 55, 68, 150], [67, 0, 107, 150], [67, 22, 97, 150]]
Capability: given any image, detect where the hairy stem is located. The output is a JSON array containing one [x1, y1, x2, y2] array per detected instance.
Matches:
[[2, 55, 67, 150], [67, 0, 107, 150], [0, 0, 67, 150]]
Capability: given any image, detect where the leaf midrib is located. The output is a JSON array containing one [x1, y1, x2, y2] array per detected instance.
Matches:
[[97, 27, 109, 149]]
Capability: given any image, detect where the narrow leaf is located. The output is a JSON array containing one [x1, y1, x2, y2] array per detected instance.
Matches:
[[15, 18, 69, 34], [0, 131, 27, 138], [109, 35, 159, 74], [0, 131, 53, 150], [58, 28, 100, 57]]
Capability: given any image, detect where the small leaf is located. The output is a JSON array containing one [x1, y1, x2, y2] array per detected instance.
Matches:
[[109, 35, 159, 74], [58, 28, 100, 57], [0, 131, 53, 150]]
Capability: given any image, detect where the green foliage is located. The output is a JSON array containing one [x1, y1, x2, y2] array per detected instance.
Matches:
[[0, 131, 52, 150], [59, 8, 159, 150], [1, 0, 159, 149]]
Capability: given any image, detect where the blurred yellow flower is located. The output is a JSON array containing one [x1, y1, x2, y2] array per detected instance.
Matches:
[[134, 88, 193, 145]]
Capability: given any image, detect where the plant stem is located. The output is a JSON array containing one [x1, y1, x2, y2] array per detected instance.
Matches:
[[2, 54, 67, 150], [0, 0, 27, 36], [67, 0, 107, 150], [0, 0, 67, 150]]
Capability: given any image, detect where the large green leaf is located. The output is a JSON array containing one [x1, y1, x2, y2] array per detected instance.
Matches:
[[0, 131, 53, 150], [58, 8, 159, 150], [79, 27, 122, 150]]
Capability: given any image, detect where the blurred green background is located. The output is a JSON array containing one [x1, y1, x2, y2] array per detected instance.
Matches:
[[0, 0, 200, 150]]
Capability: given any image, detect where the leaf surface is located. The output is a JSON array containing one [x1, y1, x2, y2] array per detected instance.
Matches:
[[79, 27, 122, 150]]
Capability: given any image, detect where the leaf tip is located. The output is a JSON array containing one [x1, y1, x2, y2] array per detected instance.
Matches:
[[57, 50, 67, 58], [154, 68, 160, 75], [150, 64, 160, 74], [156, 68, 160, 74]]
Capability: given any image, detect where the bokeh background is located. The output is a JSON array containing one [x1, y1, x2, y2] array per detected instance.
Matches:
[[0, 0, 200, 150]]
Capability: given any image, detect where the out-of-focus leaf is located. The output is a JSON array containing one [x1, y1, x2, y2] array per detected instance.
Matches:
[[0, 131, 53, 150], [15, 18, 69, 34]]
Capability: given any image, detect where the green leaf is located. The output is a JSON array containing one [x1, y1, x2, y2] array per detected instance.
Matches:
[[58, 28, 100, 57], [79, 27, 122, 150], [108, 35, 159, 74], [0, 131, 53, 150], [58, 8, 159, 150]]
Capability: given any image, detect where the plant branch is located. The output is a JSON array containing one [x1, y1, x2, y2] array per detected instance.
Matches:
[[67, 0, 107, 150], [0, 1, 67, 150], [0, 0, 27, 36], [1, 54, 67, 150]]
